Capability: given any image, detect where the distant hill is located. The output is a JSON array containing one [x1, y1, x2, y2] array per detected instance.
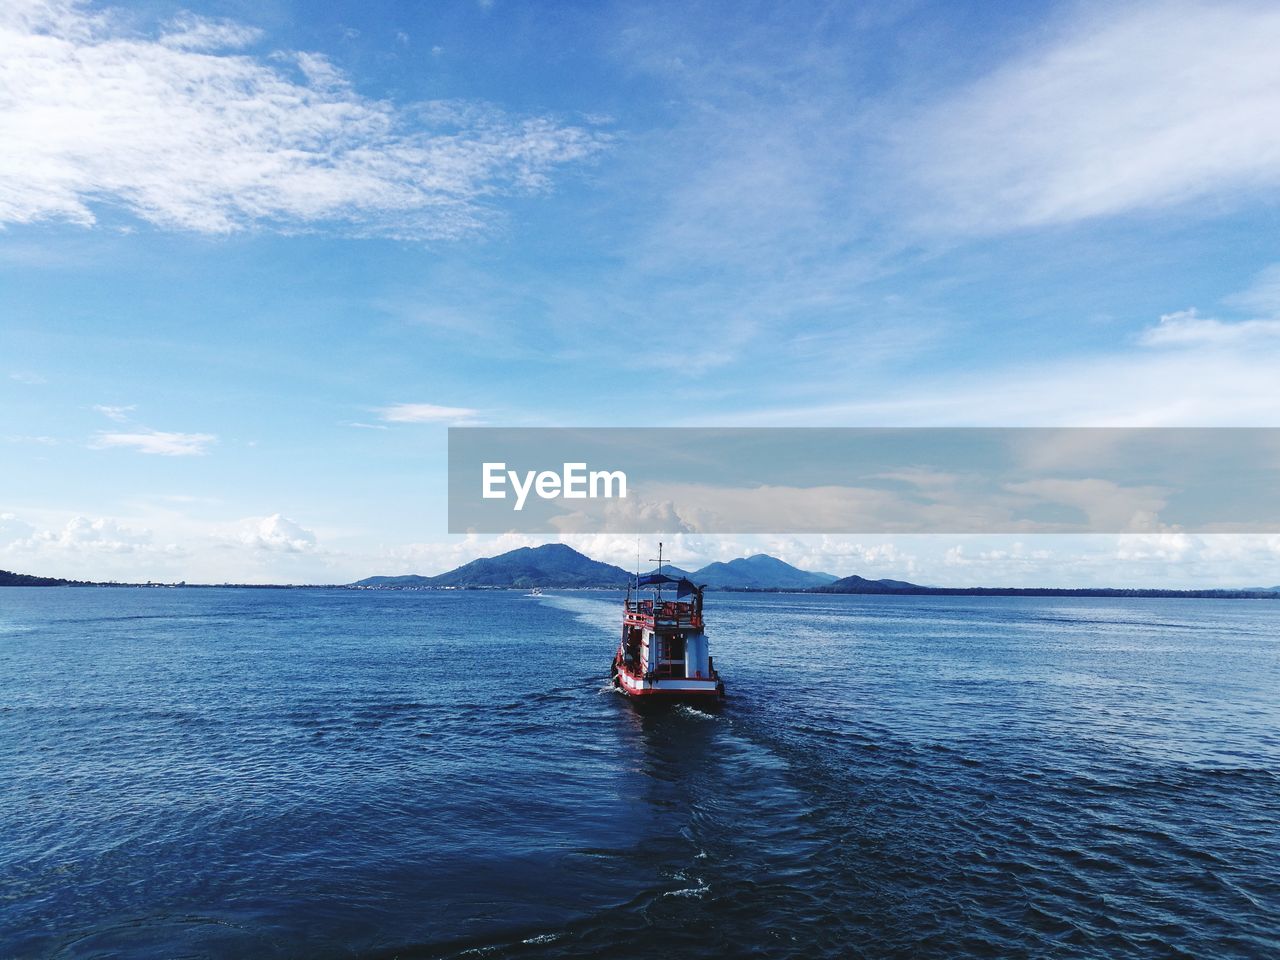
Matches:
[[354, 544, 632, 589], [351, 574, 435, 588], [817, 575, 1280, 599], [816, 574, 925, 594], [350, 547, 1280, 597], [0, 569, 78, 587], [353, 549, 840, 591], [640, 565, 696, 581], [354, 551, 859, 592], [693, 554, 837, 590], [642, 555, 836, 589]]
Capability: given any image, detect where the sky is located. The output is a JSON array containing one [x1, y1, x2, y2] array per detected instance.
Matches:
[[3, 0, 1280, 586]]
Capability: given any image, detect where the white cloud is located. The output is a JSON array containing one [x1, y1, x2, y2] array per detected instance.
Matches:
[[377, 402, 480, 423], [372, 532, 1280, 589], [237, 514, 317, 553], [903, 2, 1280, 231], [92, 429, 216, 456], [1002, 478, 1170, 532], [1115, 532, 1196, 562], [0, 507, 331, 580], [0, 512, 36, 546], [0, 1, 607, 238], [9, 371, 46, 384], [5, 514, 1277, 588], [746, 535, 916, 578], [550, 496, 694, 534], [0, 512, 194, 579], [943, 542, 1052, 569], [1138, 308, 1280, 347], [549, 476, 1181, 535], [32, 515, 153, 553], [93, 403, 136, 422]]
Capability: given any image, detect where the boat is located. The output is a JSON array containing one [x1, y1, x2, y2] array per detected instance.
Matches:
[[611, 543, 725, 704], [524, 587, 543, 597]]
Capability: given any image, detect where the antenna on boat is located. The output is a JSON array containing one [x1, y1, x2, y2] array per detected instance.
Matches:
[[648, 541, 664, 604]]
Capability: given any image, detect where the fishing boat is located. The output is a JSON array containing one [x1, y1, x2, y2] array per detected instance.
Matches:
[[611, 543, 725, 704]]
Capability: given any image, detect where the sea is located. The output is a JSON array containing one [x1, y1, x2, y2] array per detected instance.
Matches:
[[1, 588, 1278, 959]]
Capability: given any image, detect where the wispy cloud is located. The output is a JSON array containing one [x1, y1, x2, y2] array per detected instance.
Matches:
[[902, 2, 1280, 231], [0, 1, 608, 238], [0, 512, 36, 545], [93, 403, 136, 422], [718, 321, 1280, 428], [377, 402, 480, 424], [342, 420, 390, 431], [9, 371, 46, 384], [1226, 263, 1280, 314], [1138, 308, 1280, 347], [92, 429, 217, 456], [156, 11, 261, 51]]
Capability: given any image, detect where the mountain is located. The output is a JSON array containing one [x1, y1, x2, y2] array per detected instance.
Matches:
[[429, 544, 630, 588], [352, 546, 1280, 597], [640, 565, 696, 581], [354, 544, 632, 589], [354, 551, 841, 591], [692, 554, 838, 590]]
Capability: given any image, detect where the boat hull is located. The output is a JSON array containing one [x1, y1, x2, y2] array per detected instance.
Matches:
[[611, 656, 725, 704]]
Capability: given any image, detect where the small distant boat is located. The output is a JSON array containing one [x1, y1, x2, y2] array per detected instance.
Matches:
[[524, 587, 543, 597], [611, 543, 725, 704]]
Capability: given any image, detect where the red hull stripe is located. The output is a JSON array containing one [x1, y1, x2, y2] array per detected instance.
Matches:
[[621, 688, 721, 697], [614, 671, 720, 697]]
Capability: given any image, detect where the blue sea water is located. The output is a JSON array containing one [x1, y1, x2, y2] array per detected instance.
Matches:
[[1, 588, 1278, 959]]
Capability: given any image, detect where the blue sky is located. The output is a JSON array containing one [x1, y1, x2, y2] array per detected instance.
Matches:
[[4, 0, 1280, 585]]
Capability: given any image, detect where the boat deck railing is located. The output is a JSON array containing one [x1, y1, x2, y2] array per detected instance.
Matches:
[[625, 598, 702, 629]]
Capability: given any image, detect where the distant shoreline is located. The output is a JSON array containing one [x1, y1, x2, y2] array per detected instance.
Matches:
[[2, 575, 1277, 600], [7, 541, 1280, 598]]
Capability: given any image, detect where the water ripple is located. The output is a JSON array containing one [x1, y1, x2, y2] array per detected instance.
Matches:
[[1, 589, 1277, 959]]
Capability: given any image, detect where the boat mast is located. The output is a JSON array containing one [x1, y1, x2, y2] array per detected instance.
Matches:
[[649, 541, 664, 605]]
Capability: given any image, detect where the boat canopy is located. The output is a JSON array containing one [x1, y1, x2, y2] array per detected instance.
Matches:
[[635, 573, 703, 598]]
